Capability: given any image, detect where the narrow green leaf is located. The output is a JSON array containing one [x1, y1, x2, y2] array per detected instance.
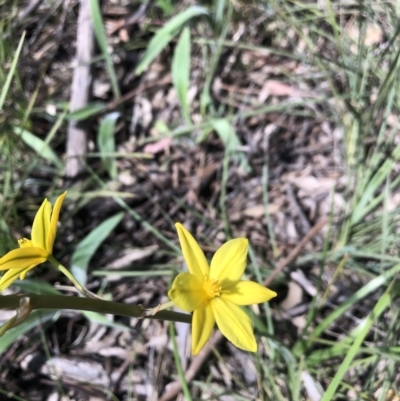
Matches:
[[172, 27, 191, 123], [0, 311, 57, 354], [90, 0, 121, 98], [293, 262, 400, 357], [13, 127, 63, 169], [211, 118, 240, 151], [135, 6, 208, 75], [82, 311, 129, 331], [351, 142, 400, 225], [67, 103, 106, 121], [0, 31, 25, 111], [15, 279, 61, 295], [320, 287, 393, 401], [214, 0, 227, 25], [97, 112, 119, 178], [70, 212, 124, 286], [210, 118, 250, 172]]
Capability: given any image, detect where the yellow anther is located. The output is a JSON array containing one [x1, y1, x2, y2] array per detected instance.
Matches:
[[203, 276, 221, 299]]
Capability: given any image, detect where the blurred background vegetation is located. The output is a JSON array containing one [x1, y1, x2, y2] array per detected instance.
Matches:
[[1, 0, 400, 400]]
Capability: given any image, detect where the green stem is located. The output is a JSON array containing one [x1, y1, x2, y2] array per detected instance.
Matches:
[[139, 300, 175, 318], [48, 255, 97, 299], [0, 294, 192, 324], [157, 300, 174, 312]]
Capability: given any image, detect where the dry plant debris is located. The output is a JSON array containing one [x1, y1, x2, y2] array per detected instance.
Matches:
[[1, 0, 400, 400]]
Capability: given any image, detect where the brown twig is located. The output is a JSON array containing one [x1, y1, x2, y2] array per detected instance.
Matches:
[[106, 75, 172, 112], [17, 0, 44, 22], [264, 216, 329, 287]]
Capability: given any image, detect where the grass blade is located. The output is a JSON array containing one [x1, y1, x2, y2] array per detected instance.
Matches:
[[13, 127, 63, 169], [67, 103, 106, 121], [0, 31, 25, 111], [293, 261, 400, 356], [320, 284, 394, 401], [0, 311, 57, 354], [135, 6, 208, 75], [97, 111, 119, 178], [211, 118, 250, 172], [172, 27, 191, 124], [90, 0, 121, 98]]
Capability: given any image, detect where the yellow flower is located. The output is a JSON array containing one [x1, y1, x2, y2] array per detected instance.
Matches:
[[0, 192, 67, 290], [168, 223, 277, 355]]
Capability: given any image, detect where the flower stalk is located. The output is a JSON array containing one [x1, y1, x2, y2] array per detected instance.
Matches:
[[0, 294, 191, 324], [48, 255, 99, 299]]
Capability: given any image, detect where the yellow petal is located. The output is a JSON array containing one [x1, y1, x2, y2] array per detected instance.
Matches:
[[31, 198, 52, 249], [209, 238, 248, 285], [221, 281, 277, 305], [18, 238, 33, 248], [175, 223, 209, 280], [47, 192, 67, 253], [192, 304, 215, 355], [19, 264, 37, 280], [0, 247, 48, 271], [0, 264, 38, 290], [212, 297, 257, 352], [168, 272, 207, 312]]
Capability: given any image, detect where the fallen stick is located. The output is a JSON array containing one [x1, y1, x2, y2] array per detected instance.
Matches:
[[65, 0, 94, 177], [264, 216, 329, 287]]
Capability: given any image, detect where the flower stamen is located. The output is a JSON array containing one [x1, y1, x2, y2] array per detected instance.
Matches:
[[203, 276, 221, 299]]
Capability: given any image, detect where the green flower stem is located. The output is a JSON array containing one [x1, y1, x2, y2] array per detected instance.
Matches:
[[157, 300, 175, 311], [139, 300, 175, 318], [48, 255, 97, 299], [0, 294, 192, 324]]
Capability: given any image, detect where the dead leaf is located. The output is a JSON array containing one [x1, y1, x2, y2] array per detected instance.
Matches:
[[280, 281, 303, 310], [365, 24, 383, 46], [243, 204, 279, 218], [346, 19, 382, 52], [285, 173, 336, 196], [143, 138, 172, 154], [108, 246, 158, 269], [259, 80, 296, 102], [291, 270, 317, 296]]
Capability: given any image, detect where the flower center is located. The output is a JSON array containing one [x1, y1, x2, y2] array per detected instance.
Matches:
[[203, 276, 221, 299]]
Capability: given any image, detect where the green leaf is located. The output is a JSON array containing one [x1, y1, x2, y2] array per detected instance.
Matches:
[[172, 27, 191, 123], [82, 311, 129, 331], [210, 119, 250, 172], [211, 118, 240, 152], [13, 127, 63, 169], [70, 212, 124, 286], [135, 6, 208, 75], [293, 261, 400, 357], [97, 112, 119, 178], [67, 103, 106, 121], [214, 0, 227, 25], [0, 31, 25, 111], [320, 286, 393, 401], [0, 311, 57, 354], [90, 0, 121, 98], [15, 279, 61, 295]]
